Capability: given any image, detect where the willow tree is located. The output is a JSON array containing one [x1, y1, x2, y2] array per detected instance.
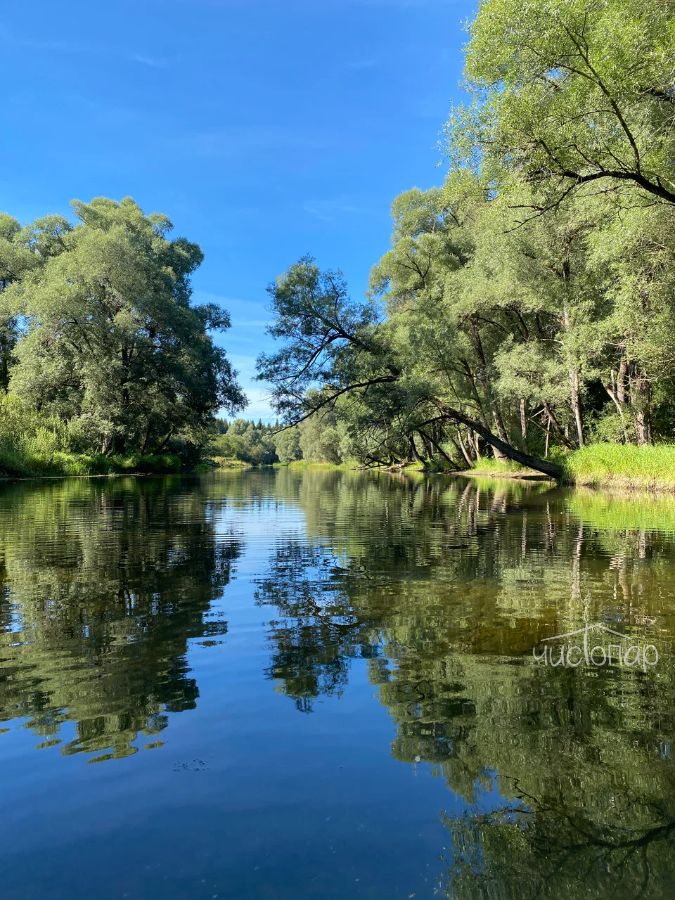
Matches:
[[3, 198, 244, 455], [257, 257, 564, 477], [0, 213, 72, 391], [451, 0, 675, 212]]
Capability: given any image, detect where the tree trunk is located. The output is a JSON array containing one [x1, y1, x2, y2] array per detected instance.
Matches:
[[455, 429, 474, 466], [629, 367, 652, 445], [408, 434, 424, 463], [560, 260, 584, 448], [543, 402, 575, 449], [418, 427, 458, 469], [569, 367, 584, 448], [603, 357, 629, 443], [436, 406, 563, 479], [469, 319, 509, 459]]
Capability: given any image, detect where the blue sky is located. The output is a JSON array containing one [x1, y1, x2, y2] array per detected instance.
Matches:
[[1, 0, 476, 419]]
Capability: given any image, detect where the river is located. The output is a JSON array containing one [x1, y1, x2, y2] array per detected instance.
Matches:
[[1, 468, 674, 898]]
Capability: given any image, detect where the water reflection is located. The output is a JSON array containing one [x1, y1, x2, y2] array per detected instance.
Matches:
[[0, 468, 674, 896], [253, 469, 675, 897], [0, 476, 239, 761]]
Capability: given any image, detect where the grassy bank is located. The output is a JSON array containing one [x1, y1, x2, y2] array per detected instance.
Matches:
[[560, 444, 675, 491], [286, 460, 352, 471], [457, 444, 675, 491], [210, 456, 253, 469], [0, 448, 183, 479], [210, 458, 348, 471], [462, 458, 542, 479], [0, 397, 186, 479], [7, 443, 672, 489]]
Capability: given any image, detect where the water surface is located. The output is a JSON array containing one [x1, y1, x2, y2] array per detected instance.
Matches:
[[1, 469, 674, 898]]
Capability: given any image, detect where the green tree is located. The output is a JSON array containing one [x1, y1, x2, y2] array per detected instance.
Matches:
[[258, 256, 565, 476], [451, 0, 675, 211], [0, 213, 72, 391], [4, 198, 244, 456], [274, 425, 302, 463]]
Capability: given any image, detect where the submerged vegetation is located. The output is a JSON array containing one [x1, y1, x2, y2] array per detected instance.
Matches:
[[257, 0, 675, 487]]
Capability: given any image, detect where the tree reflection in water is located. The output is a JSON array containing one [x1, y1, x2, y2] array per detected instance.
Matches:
[[0, 476, 240, 761], [255, 468, 675, 898], [0, 467, 673, 894]]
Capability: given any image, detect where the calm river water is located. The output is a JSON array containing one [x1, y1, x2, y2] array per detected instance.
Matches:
[[1, 469, 674, 898]]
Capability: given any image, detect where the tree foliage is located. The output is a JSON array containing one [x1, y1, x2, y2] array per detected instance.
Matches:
[[0, 197, 244, 464], [257, 1, 675, 476], [451, 0, 675, 211]]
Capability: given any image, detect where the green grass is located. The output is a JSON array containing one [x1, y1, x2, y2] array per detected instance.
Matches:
[[0, 449, 183, 479], [211, 456, 253, 469], [563, 443, 675, 490], [467, 457, 535, 477], [286, 460, 349, 470]]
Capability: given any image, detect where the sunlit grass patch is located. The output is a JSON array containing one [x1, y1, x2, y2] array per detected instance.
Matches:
[[564, 444, 675, 489]]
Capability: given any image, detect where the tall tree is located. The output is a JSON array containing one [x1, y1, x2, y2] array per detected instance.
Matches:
[[451, 0, 675, 212], [257, 257, 564, 477], [3, 198, 244, 455]]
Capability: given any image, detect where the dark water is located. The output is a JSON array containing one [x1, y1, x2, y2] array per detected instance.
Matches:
[[1, 469, 675, 899]]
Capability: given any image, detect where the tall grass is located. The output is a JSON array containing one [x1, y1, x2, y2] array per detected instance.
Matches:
[[563, 443, 675, 489]]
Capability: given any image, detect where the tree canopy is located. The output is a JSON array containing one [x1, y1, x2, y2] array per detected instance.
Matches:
[[0, 197, 244, 467], [452, 0, 675, 211], [257, 0, 675, 477]]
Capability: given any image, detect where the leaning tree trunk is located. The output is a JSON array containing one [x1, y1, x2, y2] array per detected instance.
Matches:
[[435, 406, 563, 479]]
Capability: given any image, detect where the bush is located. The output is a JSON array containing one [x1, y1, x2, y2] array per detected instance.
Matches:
[[0, 395, 187, 477]]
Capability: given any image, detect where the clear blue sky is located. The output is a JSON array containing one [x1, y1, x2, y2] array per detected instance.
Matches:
[[1, 0, 476, 419]]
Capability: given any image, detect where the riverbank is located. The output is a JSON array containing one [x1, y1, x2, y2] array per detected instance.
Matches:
[[213, 458, 353, 472], [214, 445, 675, 492], [461, 444, 675, 493], [457, 458, 548, 480], [7, 443, 673, 492], [0, 449, 184, 479], [561, 444, 675, 491]]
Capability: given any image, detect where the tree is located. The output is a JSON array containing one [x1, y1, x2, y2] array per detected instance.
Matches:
[[3, 198, 244, 456], [450, 0, 675, 213], [211, 418, 279, 464], [274, 425, 302, 463], [257, 256, 564, 477], [298, 407, 343, 464], [0, 213, 72, 392]]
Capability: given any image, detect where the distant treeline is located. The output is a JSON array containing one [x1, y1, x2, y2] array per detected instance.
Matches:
[[257, 0, 675, 479], [211, 414, 348, 466], [0, 198, 244, 475]]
